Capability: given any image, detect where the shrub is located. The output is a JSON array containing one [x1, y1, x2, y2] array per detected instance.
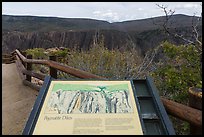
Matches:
[[151, 41, 201, 104]]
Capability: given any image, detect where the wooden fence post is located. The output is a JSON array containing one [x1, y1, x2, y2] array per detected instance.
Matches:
[[188, 87, 202, 135], [26, 54, 32, 82], [21, 51, 27, 67], [49, 55, 57, 79]]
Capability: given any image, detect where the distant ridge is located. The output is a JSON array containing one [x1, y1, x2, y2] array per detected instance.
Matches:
[[2, 14, 202, 54], [2, 14, 201, 32]]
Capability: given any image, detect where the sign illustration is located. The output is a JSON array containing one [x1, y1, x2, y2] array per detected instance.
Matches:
[[32, 81, 143, 135]]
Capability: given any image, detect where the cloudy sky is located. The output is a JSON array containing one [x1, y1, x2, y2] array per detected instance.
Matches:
[[2, 2, 202, 23]]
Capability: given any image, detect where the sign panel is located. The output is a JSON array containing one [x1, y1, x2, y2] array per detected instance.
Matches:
[[32, 80, 143, 135]]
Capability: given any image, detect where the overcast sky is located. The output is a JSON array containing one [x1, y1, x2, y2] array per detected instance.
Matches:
[[2, 2, 202, 23]]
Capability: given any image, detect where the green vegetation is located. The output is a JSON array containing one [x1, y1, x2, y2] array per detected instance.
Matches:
[[24, 40, 201, 135], [26, 48, 46, 59], [150, 41, 202, 135], [25, 41, 201, 105], [51, 49, 69, 57], [58, 39, 142, 79], [151, 41, 202, 104]]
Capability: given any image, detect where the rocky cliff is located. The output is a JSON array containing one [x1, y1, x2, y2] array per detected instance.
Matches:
[[2, 14, 202, 55], [2, 30, 139, 54]]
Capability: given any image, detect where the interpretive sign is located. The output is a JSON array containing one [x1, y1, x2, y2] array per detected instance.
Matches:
[[23, 76, 175, 135], [23, 77, 143, 135]]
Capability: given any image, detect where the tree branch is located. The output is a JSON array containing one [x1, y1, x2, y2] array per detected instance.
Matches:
[[156, 4, 202, 54]]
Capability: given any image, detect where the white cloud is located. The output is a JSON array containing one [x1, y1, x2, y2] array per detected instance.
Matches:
[[93, 10, 120, 23], [175, 3, 200, 10], [175, 5, 182, 8], [183, 3, 199, 8], [93, 11, 101, 14], [138, 8, 144, 11], [3, 2, 202, 22]]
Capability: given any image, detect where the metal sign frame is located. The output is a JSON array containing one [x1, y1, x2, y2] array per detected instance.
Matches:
[[22, 76, 175, 135]]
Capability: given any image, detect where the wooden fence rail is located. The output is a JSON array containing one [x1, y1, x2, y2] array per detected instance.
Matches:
[[2, 53, 16, 64], [12, 49, 202, 133], [15, 49, 105, 79], [161, 97, 202, 127]]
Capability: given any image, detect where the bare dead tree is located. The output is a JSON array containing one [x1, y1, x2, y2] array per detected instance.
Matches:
[[155, 4, 175, 33], [123, 4, 202, 80], [134, 45, 162, 79], [155, 4, 202, 54], [192, 12, 202, 48]]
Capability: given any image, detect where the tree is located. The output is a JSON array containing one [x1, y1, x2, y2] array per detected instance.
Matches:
[[154, 4, 202, 54], [151, 41, 201, 103], [150, 5, 202, 134]]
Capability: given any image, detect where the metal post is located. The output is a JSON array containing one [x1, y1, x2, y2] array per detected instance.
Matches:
[[49, 55, 57, 79]]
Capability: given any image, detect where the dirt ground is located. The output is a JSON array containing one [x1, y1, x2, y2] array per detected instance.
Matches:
[[2, 63, 38, 135]]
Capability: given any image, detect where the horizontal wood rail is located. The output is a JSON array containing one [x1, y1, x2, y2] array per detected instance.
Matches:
[[16, 55, 46, 81], [2, 53, 16, 64], [161, 97, 202, 127], [23, 80, 41, 91], [13, 49, 202, 133], [15, 49, 105, 79], [22, 69, 46, 81], [2, 54, 13, 58]]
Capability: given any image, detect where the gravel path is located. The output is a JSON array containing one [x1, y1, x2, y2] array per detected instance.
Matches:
[[2, 63, 38, 135]]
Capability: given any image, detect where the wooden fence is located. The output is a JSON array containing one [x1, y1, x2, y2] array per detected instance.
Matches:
[[2, 53, 16, 64], [4, 49, 202, 134]]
